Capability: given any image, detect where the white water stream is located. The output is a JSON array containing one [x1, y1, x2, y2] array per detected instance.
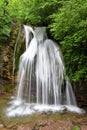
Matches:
[[7, 25, 84, 117]]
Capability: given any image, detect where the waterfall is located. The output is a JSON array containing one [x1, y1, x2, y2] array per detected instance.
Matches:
[[7, 25, 84, 117]]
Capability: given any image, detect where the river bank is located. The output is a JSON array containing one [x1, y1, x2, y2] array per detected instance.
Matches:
[[0, 93, 87, 130]]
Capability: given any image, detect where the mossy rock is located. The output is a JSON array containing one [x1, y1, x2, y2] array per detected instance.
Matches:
[[3, 84, 14, 93]]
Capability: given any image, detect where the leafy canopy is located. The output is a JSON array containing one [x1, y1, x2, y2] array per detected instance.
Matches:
[[0, 0, 11, 41], [49, 0, 87, 81]]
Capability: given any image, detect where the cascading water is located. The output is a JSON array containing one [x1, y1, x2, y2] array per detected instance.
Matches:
[[7, 25, 84, 117]]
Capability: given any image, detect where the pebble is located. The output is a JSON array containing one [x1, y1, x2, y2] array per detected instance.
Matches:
[[0, 124, 4, 128]]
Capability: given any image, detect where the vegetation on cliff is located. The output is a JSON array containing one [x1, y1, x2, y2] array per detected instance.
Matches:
[[0, 0, 87, 83]]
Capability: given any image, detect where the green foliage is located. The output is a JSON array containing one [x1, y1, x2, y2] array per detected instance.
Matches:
[[8, 0, 62, 25], [0, 0, 11, 41], [4, 85, 13, 93], [73, 125, 80, 130], [49, 0, 87, 81], [8, 0, 41, 25]]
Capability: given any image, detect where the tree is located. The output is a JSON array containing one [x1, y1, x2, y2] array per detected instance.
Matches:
[[0, 0, 11, 42], [49, 0, 87, 82], [7, 0, 62, 25]]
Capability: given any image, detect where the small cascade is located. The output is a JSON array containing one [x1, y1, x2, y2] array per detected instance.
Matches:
[[7, 25, 84, 117]]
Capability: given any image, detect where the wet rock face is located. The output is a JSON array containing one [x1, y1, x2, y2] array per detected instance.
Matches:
[[0, 22, 20, 81], [75, 82, 87, 111], [0, 78, 9, 92], [2, 46, 13, 80], [0, 23, 26, 95]]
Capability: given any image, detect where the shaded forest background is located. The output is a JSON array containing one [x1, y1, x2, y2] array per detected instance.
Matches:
[[0, 0, 87, 106]]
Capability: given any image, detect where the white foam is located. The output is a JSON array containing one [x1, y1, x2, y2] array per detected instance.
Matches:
[[6, 101, 85, 117]]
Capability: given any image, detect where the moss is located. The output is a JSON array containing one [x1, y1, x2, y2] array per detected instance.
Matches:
[[73, 126, 80, 130], [3, 84, 14, 93]]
